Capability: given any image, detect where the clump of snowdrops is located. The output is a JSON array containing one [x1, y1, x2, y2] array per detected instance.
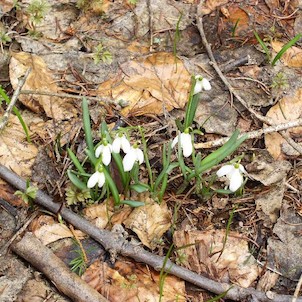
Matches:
[[66, 75, 247, 207]]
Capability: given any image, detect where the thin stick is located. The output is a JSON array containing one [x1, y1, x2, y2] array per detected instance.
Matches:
[[0, 68, 31, 131], [292, 272, 302, 302], [195, 118, 302, 149], [0, 164, 301, 302], [19, 89, 115, 104]]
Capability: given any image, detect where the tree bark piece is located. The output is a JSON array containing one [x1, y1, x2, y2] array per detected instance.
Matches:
[[12, 232, 108, 302]]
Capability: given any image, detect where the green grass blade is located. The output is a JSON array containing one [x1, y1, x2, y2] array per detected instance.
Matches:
[[82, 98, 96, 162], [253, 31, 270, 60], [67, 148, 85, 174], [67, 170, 87, 191], [271, 33, 302, 66], [0, 86, 31, 142]]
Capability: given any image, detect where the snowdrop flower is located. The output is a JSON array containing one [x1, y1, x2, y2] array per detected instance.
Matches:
[[193, 75, 211, 94], [122, 144, 144, 172], [112, 133, 131, 154], [95, 140, 112, 166], [87, 169, 105, 188], [216, 163, 246, 192], [172, 129, 193, 158]]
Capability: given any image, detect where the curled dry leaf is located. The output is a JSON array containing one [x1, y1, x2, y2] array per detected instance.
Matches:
[[265, 88, 302, 159], [0, 115, 38, 178], [123, 199, 171, 249], [9, 52, 76, 120], [32, 215, 85, 246], [271, 41, 302, 67], [97, 52, 191, 116], [173, 229, 259, 288], [82, 259, 186, 302]]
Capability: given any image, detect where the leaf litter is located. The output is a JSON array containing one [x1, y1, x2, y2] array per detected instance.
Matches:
[[0, 0, 302, 301]]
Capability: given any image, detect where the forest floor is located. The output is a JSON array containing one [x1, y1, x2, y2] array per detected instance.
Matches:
[[0, 0, 302, 301]]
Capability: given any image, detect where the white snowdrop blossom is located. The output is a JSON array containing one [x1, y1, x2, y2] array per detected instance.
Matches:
[[87, 170, 105, 188], [95, 141, 112, 166], [112, 133, 131, 154], [216, 163, 246, 192], [122, 145, 144, 172], [193, 75, 211, 94], [172, 130, 193, 158]]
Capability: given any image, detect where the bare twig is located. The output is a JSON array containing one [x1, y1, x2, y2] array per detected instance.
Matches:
[[195, 118, 302, 149], [0, 164, 301, 302], [195, 12, 302, 155], [293, 272, 302, 302], [19, 89, 115, 104], [12, 232, 108, 302], [0, 68, 31, 131]]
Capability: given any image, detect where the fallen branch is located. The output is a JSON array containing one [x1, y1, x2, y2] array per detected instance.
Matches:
[[12, 232, 108, 302], [194, 118, 302, 149], [0, 164, 300, 302], [195, 8, 302, 155]]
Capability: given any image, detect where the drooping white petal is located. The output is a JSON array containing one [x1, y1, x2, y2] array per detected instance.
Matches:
[[121, 136, 131, 153], [102, 145, 112, 166], [87, 171, 101, 188], [201, 78, 211, 91], [238, 164, 246, 174], [216, 165, 234, 177], [97, 171, 105, 188], [171, 135, 179, 148], [95, 145, 104, 158], [229, 169, 243, 192], [112, 137, 122, 153], [135, 148, 144, 164], [193, 81, 203, 95], [181, 133, 193, 157], [123, 149, 137, 172]]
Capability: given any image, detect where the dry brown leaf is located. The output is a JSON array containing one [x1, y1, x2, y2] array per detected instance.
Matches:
[[173, 229, 259, 288], [199, 0, 229, 15], [123, 199, 171, 249], [271, 41, 302, 67], [82, 259, 186, 302], [1, 0, 15, 14], [9, 52, 76, 120], [224, 6, 249, 34], [97, 52, 191, 116], [32, 215, 85, 245], [83, 203, 114, 229], [0, 115, 38, 178], [265, 88, 302, 159]]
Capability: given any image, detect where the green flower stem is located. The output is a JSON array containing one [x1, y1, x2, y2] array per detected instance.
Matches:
[[102, 168, 121, 206], [139, 126, 153, 190], [184, 76, 197, 129]]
